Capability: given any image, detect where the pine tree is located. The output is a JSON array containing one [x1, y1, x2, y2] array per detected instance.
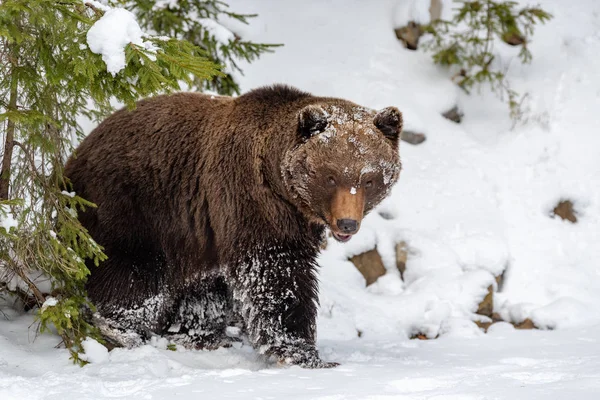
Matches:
[[129, 0, 280, 95], [423, 0, 552, 119], [0, 0, 264, 364]]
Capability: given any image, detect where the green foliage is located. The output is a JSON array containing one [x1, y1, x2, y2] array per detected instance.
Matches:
[[0, 0, 236, 364], [423, 1, 552, 119], [129, 0, 281, 95], [38, 292, 100, 365], [166, 343, 177, 351]]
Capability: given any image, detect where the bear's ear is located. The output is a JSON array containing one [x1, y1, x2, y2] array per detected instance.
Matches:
[[374, 106, 403, 144], [297, 105, 328, 140]]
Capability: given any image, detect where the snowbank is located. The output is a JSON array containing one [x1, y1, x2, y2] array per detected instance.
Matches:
[[228, 0, 600, 334]]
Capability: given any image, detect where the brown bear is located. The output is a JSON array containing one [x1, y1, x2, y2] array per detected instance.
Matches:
[[65, 84, 402, 368]]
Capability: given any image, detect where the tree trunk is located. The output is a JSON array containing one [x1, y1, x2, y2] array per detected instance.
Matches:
[[0, 43, 18, 201]]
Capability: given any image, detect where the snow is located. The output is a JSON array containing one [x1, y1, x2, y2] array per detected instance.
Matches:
[[80, 338, 109, 364], [1, 309, 600, 399], [392, 0, 440, 26], [41, 296, 58, 310], [0, 205, 17, 232], [530, 298, 600, 330], [226, 0, 600, 331], [60, 190, 76, 198], [152, 0, 179, 11], [86, 8, 145, 75], [83, 0, 111, 13], [198, 18, 235, 44], [2, 0, 600, 398]]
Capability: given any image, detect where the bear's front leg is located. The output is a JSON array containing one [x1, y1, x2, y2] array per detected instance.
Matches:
[[231, 244, 337, 368]]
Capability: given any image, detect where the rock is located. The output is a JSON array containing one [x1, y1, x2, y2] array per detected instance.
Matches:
[[442, 106, 464, 123], [476, 271, 508, 320], [514, 318, 536, 330], [475, 320, 493, 332], [401, 130, 427, 145], [394, 21, 423, 50], [378, 211, 395, 220], [395, 241, 408, 281], [477, 315, 538, 333], [476, 285, 494, 318], [477, 313, 515, 333], [349, 248, 386, 286], [491, 312, 503, 322], [410, 333, 429, 340], [553, 200, 577, 223], [495, 269, 506, 292]]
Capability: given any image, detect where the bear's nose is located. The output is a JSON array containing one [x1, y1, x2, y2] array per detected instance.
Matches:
[[336, 219, 358, 234]]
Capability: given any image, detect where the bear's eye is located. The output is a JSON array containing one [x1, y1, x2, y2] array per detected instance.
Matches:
[[365, 180, 373, 189], [327, 176, 336, 186]]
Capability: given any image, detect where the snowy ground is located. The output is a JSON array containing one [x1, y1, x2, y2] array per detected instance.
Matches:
[[3, 0, 600, 398], [2, 308, 600, 399]]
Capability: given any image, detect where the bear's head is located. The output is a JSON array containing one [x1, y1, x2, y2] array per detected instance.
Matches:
[[282, 102, 402, 242]]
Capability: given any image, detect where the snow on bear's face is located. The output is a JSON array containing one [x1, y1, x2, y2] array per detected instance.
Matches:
[[282, 103, 402, 242]]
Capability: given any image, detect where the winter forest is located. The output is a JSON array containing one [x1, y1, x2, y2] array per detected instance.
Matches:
[[1, 0, 599, 399]]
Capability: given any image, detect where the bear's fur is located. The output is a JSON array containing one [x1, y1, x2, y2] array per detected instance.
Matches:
[[65, 84, 402, 368]]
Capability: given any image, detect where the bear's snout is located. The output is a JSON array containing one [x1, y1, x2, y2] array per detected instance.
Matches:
[[330, 187, 365, 242], [336, 219, 358, 234]]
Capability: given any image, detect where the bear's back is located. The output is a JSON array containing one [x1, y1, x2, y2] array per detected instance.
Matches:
[[66, 92, 231, 197], [71, 92, 231, 166]]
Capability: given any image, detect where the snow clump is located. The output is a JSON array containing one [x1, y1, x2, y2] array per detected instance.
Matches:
[[86, 8, 145, 75]]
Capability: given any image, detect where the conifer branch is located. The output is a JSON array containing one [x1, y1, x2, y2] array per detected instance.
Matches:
[[423, 0, 552, 120]]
